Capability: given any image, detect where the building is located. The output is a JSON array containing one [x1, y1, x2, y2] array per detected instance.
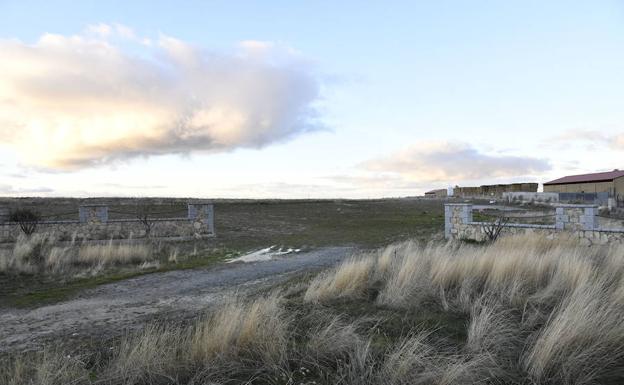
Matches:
[[424, 188, 447, 198], [453, 183, 538, 198], [543, 169, 624, 198]]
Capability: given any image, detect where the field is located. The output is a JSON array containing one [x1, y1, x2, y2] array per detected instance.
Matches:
[[3, 198, 623, 384], [0, 198, 444, 307], [3, 233, 624, 385]]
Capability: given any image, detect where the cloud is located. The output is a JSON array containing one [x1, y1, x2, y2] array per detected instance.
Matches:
[[0, 184, 54, 194], [549, 129, 624, 149], [98, 183, 167, 190], [0, 24, 321, 170], [361, 141, 550, 183]]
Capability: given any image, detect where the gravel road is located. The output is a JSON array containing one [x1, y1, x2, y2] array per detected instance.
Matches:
[[0, 247, 353, 353]]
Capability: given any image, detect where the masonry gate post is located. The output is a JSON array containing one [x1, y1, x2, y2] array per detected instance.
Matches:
[[187, 201, 215, 236], [555, 204, 597, 231], [444, 203, 473, 239], [79, 204, 108, 223], [0, 207, 9, 223]]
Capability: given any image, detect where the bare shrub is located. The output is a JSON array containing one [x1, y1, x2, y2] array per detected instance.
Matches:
[[481, 216, 508, 242], [134, 202, 155, 238], [9, 208, 40, 236]]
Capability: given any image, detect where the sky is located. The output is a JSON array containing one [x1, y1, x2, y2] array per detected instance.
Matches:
[[1, 0, 624, 198]]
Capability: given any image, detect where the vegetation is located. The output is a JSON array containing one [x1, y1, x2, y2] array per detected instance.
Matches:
[[481, 216, 508, 241], [0, 198, 445, 306], [0, 234, 229, 307], [3, 234, 624, 384], [0, 234, 154, 276], [9, 208, 40, 236]]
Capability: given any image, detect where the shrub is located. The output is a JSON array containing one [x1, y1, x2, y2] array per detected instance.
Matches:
[[9, 208, 40, 236]]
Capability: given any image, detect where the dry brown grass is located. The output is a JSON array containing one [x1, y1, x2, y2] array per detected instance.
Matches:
[[4, 234, 624, 385], [0, 233, 154, 276], [300, 233, 624, 384], [189, 293, 288, 364], [304, 255, 376, 303], [0, 350, 88, 385]]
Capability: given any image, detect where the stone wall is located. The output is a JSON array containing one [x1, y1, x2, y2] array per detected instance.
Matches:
[[503, 192, 559, 203], [445, 203, 624, 245], [0, 203, 215, 243]]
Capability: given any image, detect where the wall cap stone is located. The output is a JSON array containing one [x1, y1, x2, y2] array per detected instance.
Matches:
[[595, 228, 624, 233], [469, 221, 555, 229], [554, 203, 598, 208]]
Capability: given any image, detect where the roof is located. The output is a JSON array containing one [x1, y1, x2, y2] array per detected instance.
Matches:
[[425, 189, 446, 194], [544, 169, 624, 185]]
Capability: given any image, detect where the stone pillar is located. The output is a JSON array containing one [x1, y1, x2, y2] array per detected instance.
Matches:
[[555, 204, 597, 231], [79, 205, 108, 223], [188, 202, 215, 236], [0, 207, 9, 223], [444, 203, 473, 239]]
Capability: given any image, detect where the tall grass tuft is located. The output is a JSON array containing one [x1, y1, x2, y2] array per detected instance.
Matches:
[[0, 234, 154, 276], [301, 233, 624, 384], [304, 255, 375, 303]]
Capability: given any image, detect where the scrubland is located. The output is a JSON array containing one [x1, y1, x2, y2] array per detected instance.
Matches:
[[3, 233, 624, 384]]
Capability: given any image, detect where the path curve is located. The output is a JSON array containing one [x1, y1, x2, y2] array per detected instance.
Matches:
[[0, 247, 353, 353]]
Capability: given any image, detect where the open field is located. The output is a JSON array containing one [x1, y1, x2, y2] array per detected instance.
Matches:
[[0, 197, 445, 247], [0, 198, 444, 307], [3, 233, 624, 385]]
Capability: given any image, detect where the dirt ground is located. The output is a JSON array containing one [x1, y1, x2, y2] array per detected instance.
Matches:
[[0, 247, 353, 353], [0, 198, 446, 354]]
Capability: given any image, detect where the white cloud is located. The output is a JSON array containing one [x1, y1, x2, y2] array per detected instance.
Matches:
[[549, 129, 624, 149], [0, 24, 321, 170], [361, 141, 550, 183], [0, 184, 53, 194]]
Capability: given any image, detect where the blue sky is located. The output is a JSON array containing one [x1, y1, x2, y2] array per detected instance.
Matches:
[[1, 1, 624, 198]]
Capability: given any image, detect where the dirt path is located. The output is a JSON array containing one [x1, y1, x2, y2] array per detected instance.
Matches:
[[0, 247, 353, 353]]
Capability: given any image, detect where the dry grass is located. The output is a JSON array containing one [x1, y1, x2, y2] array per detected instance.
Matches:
[[4, 233, 624, 384], [0, 233, 154, 276], [97, 293, 291, 384], [302, 233, 624, 384], [0, 350, 88, 385], [304, 255, 376, 303], [189, 293, 288, 364], [77, 242, 151, 266]]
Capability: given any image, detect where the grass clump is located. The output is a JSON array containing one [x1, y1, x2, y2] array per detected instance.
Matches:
[[0, 234, 155, 276]]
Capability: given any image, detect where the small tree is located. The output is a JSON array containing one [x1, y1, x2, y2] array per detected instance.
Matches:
[[135, 202, 154, 238], [9, 208, 40, 236], [482, 216, 508, 242]]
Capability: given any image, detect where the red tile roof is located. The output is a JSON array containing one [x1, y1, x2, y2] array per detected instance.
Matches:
[[544, 170, 624, 185]]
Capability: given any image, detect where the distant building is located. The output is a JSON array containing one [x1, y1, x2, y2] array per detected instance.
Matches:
[[543, 169, 624, 199], [424, 188, 448, 198], [453, 183, 538, 198]]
